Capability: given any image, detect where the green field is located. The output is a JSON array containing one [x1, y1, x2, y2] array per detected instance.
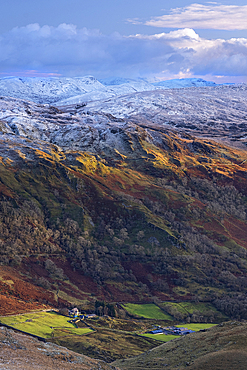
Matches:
[[160, 301, 220, 316], [141, 333, 176, 342], [179, 302, 218, 314], [123, 303, 172, 320], [0, 311, 93, 339], [177, 323, 217, 331]]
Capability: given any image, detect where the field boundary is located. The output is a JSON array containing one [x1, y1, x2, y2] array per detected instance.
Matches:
[[0, 322, 47, 342], [0, 321, 96, 341]]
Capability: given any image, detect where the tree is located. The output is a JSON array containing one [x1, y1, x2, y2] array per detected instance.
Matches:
[[137, 230, 145, 240]]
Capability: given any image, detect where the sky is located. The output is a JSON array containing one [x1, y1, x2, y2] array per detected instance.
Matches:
[[0, 1, 247, 83]]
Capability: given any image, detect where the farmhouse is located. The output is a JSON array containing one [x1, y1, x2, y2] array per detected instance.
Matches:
[[69, 307, 80, 317]]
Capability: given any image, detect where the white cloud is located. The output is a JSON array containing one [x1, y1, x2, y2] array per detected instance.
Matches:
[[131, 28, 247, 77], [0, 24, 247, 80], [139, 4, 247, 30]]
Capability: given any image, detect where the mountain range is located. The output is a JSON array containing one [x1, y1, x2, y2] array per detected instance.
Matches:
[[0, 76, 219, 106]]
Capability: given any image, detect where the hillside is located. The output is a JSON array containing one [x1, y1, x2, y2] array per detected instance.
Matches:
[[1, 82, 247, 368], [113, 321, 247, 370], [0, 88, 247, 319]]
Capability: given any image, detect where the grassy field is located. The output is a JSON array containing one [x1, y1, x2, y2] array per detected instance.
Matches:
[[141, 333, 176, 342], [0, 311, 93, 339], [177, 323, 217, 331], [179, 302, 218, 314], [160, 301, 220, 315], [123, 303, 172, 320]]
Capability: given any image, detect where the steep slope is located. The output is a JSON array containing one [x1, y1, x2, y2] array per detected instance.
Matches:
[[0, 90, 247, 318], [1, 81, 247, 369]]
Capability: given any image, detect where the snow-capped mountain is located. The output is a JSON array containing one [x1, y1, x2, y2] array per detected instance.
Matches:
[[0, 73, 246, 156], [153, 78, 217, 89], [0, 76, 107, 105], [0, 83, 247, 156], [0, 75, 159, 105], [85, 84, 247, 137], [0, 76, 219, 106]]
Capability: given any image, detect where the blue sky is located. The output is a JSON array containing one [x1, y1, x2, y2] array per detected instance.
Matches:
[[0, 1, 247, 82]]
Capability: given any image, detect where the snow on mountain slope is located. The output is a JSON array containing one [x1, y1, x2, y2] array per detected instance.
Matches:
[[0, 76, 158, 105], [99, 77, 157, 91], [100, 77, 217, 89], [82, 84, 247, 147], [55, 80, 157, 106], [99, 77, 136, 85], [153, 78, 217, 89], [0, 75, 220, 106], [84, 84, 247, 121], [0, 76, 108, 105], [1, 84, 247, 156]]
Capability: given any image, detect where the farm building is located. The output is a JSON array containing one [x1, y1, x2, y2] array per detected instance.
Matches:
[[149, 329, 164, 334], [148, 326, 195, 336], [69, 308, 80, 317]]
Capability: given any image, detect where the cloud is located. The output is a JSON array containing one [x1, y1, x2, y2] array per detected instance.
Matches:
[[132, 4, 247, 30], [132, 28, 247, 77], [0, 23, 174, 78], [0, 24, 247, 80]]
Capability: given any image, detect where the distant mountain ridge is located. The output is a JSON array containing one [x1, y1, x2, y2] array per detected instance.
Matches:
[[0, 75, 222, 106], [153, 77, 217, 88]]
